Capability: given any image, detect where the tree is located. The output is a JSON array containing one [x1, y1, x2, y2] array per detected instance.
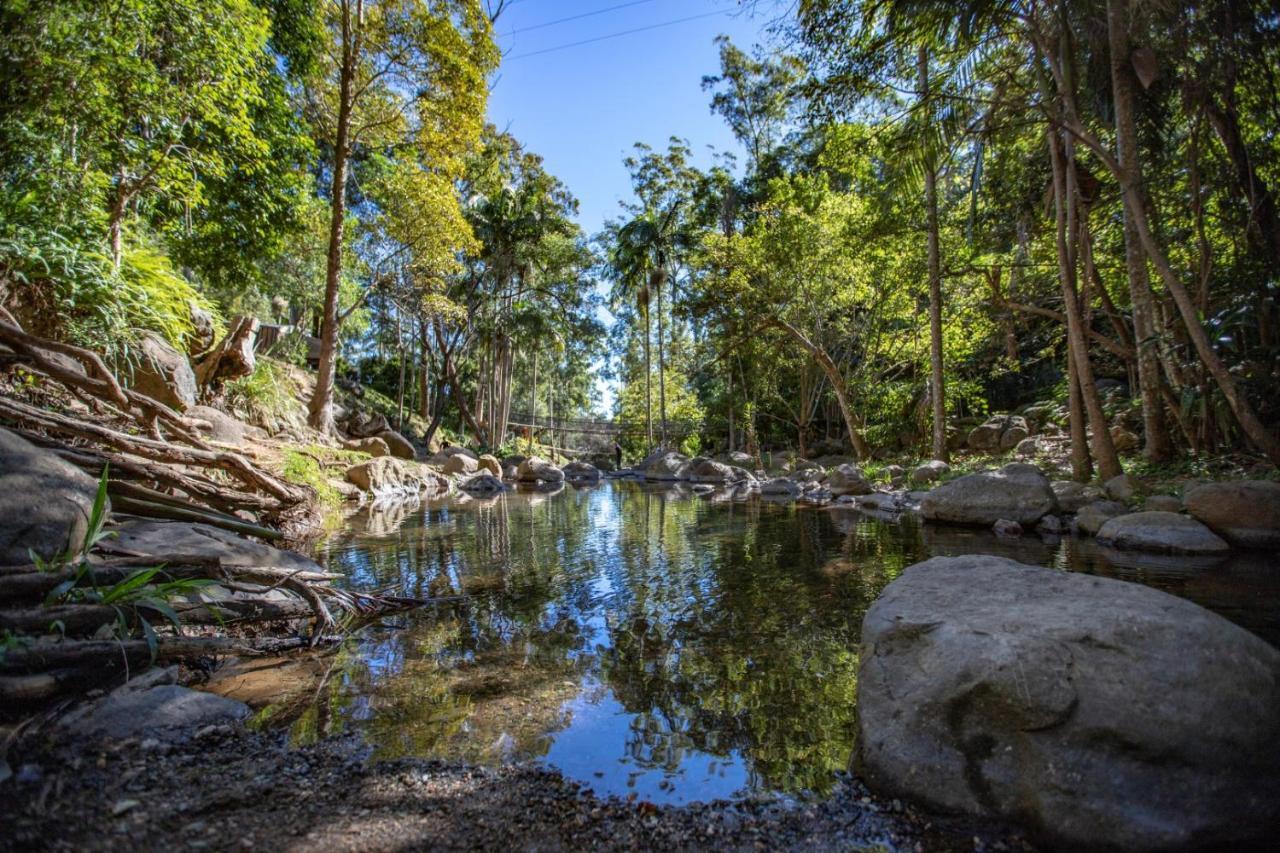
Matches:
[[305, 0, 497, 434]]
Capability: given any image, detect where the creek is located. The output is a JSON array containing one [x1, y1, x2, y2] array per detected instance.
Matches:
[[268, 481, 1280, 806]]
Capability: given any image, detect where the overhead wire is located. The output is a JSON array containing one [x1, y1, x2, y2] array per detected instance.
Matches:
[[506, 9, 732, 60], [501, 0, 665, 36]]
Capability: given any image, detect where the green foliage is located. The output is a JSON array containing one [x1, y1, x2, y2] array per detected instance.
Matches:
[[281, 449, 345, 509], [225, 359, 307, 432]]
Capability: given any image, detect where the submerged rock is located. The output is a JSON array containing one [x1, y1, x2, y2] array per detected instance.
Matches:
[[1096, 511, 1230, 555], [920, 463, 1057, 526], [0, 427, 105, 564], [516, 456, 565, 484], [857, 554, 1280, 851], [1184, 480, 1280, 549]]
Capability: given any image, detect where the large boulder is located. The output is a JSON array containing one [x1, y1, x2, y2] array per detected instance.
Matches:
[[826, 463, 872, 496], [458, 472, 506, 495], [643, 451, 689, 481], [516, 456, 565, 484], [128, 332, 197, 411], [562, 460, 601, 483], [857, 555, 1280, 851], [477, 454, 503, 478], [342, 435, 390, 458], [920, 463, 1057, 526], [345, 457, 448, 498], [376, 429, 416, 461], [1184, 480, 1280, 549], [59, 683, 249, 742], [967, 415, 1028, 452], [997, 417, 1030, 451], [98, 520, 321, 574], [0, 428, 106, 564], [759, 477, 802, 498], [186, 405, 254, 446], [1097, 511, 1230, 555], [1076, 499, 1128, 536], [442, 454, 478, 476], [683, 456, 734, 484], [910, 459, 950, 486]]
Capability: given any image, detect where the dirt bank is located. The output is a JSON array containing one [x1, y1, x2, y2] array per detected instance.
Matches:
[[1, 727, 1031, 852]]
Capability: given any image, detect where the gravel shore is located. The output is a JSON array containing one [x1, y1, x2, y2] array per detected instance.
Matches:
[[2, 727, 1033, 852]]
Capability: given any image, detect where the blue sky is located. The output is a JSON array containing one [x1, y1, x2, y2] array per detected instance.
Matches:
[[486, 1, 778, 411]]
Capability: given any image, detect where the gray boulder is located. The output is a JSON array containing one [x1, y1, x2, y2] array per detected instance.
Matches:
[[128, 332, 197, 411], [1097, 511, 1230, 555], [186, 405, 254, 446], [1143, 494, 1182, 513], [759, 477, 802, 498], [1104, 473, 1137, 502], [477, 454, 503, 478], [920, 463, 1057, 526], [98, 520, 320, 574], [458, 473, 505, 495], [724, 451, 754, 467], [0, 428, 105, 564], [857, 555, 1280, 851], [562, 461, 601, 483], [60, 683, 249, 742], [683, 456, 734, 484], [910, 459, 950, 486], [342, 435, 390, 458], [643, 451, 688, 481], [1051, 480, 1100, 513], [826, 463, 872, 496], [517, 456, 565, 484], [1076, 500, 1128, 536], [1185, 480, 1280, 549]]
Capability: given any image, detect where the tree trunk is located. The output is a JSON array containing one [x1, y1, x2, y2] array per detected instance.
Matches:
[[1049, 126, 1120, 479], [1107, 0, 1174, 463], [1105, 0, 1280, 465], [308, 2, 360, 434], [643, 306, 653, 451], [770, 318, 871, 459], [919, 47, 948, 463], [655, 270, 668, 446]]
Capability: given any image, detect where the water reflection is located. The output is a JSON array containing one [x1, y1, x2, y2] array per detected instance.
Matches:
[[305, 481, 1280, 805]]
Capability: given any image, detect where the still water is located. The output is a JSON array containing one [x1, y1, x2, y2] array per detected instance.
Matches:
[[296, 480, 1280, 805]]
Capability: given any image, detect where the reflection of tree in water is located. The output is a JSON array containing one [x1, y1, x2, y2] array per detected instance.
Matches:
[[599, 493, 912, 796]]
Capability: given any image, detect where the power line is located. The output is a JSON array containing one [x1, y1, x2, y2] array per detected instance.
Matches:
[[502, 0, 665, 37], [506, 9, 730, 59]]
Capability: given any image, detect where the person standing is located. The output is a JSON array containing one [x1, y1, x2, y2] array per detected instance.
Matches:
[[613, 441, 623, 471]]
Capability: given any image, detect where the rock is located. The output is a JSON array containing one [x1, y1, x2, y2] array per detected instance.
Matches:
[[1184, 480, 1280, 549], [562, 461, 601, 483], [966, 418, 1004, 451], [643, 451, 689, 481], [992, 518, 1022, 537], [856, 492, 902, 513], [920, 463, 1057, 526], [477, 454, 502, 478], [725, 465, 756, 484], [998, 423, 1030, 451], [188, 301, 217, 354], [516, 456, 565, 484], [1110, 425, 1140, 452], [1051, 480, 1103, 513], [1104, 473, 1137, 502], [345, 457, 448, 498], [883, 464, 905, 480], [1036, 514, 1063, 535], [0, 428, 106, 564], [1076, 500, 1128, 536], [910, 460, 950, 486], [858, 555, 1280, 852], [60, 684, 249, 742], [98, 520, 321, 573], [438, 445, 478, 459], [1143, 494, 1182, 513], [725, 451, 754, 467], [1014, 436, 1041, 456], [759, 477, 802, 498], [788, 467, 825, 484], [186, 405, 253, 446], [376, 430, 417, 461], [442, 454, 478, 476], [1097, 511, 1230, 555], [683, 457, 735, 484], [459, 473, 505, 495], [328, 478, 364, 502], [128, 332, 197, 411], [827, 464, 873, 496], [342, 435, 390, 458]]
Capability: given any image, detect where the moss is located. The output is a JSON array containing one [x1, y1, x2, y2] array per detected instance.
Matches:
[[281, 449, 341, 509]]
